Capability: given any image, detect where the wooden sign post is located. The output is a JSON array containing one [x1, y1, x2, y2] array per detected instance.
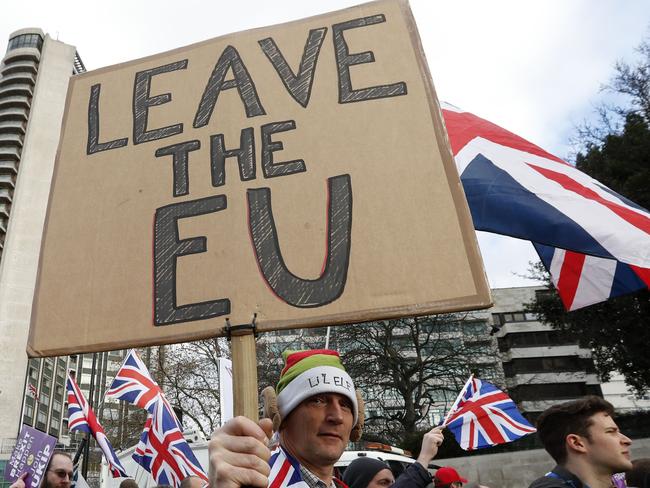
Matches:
[[229, 326, 260, 420]]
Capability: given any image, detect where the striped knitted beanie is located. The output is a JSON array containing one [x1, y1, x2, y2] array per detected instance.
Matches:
[[276, 349, 358, 425]]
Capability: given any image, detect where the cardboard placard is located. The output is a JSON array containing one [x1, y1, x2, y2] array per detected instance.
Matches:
[[29, 0, 491, 357]]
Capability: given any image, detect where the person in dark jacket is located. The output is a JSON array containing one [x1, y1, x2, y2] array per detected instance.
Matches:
[[343, 458, 394, 488], [528, 396, 632, 488], [343, 426, 444, 488]]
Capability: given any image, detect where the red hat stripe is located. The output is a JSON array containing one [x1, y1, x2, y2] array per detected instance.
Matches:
[[280, 349, 340, 375]]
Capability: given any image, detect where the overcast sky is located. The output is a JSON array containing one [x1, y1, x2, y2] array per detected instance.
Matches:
[[2, 1, 649, 288]]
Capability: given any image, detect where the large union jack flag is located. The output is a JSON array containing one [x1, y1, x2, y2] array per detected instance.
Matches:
[[441, 103, 650, 310], [105, 350, 162, 412], [132, 397, 208, 488], [66, 373, 129, 478], [443, 376, 535, 450]]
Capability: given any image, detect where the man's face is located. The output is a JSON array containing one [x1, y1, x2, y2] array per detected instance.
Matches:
[[583, 412, 632, 473], [367, 468, 395, 488], [281, 393, 354, 474], [44, 454, 73, 488]]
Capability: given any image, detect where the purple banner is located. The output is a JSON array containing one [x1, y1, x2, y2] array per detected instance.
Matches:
[[4, 425, 58, 488], [612, 472, 627, 488]]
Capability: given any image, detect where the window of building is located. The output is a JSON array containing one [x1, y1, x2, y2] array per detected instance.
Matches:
[[465, 339, 492, 351], [39, 393, 50, 406], [498, 330, 580, 352], [422, 322, 458, 334], [513, 382, 588, 401], [503, 356, 585, 376], [462, 321, 488, 336], [492, 312, 538, 325], [7, 34, 43, 52]]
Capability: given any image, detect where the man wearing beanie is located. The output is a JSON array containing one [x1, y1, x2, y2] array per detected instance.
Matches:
[[209, 349, 361, 488], [343, 458, 394, 488], [342, 425, 444, 488]]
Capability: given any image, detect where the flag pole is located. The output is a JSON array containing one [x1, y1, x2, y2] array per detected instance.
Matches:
[[82, 352, 98, 477], [324, 327, 331, 349], [441, 374, 473, 427]]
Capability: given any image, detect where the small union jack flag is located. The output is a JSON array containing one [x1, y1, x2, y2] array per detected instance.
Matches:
[[105, 350, 162, 412], [28, 383, 39, 400], [443, 376, 536, 450], [66, 372, 129, 478], [132, 397, 207, 488]]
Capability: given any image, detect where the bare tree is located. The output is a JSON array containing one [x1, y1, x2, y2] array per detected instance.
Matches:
[[254, 314, 501, 447], [333, 313, 500, 445], [154, 339, 230, 437]]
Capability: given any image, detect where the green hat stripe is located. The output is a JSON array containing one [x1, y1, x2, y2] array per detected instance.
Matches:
[[277, 353, 345, 394]]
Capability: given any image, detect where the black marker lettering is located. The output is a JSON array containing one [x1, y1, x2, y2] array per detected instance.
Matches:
[[210, 128, 256, 187], [194, 46, 266, 128], [332, 15, 407, 103], [261, 120, 306, 178], [155, 140, 201, 197], [258, 27, 327, 108], [133, 60, 188, 144], [154, 195, 230, 325], [87, 83, 128, 154], [247, 174, 352, 308]]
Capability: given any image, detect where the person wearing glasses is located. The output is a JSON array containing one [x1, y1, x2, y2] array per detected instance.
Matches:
[[10, 451, 74, 488]]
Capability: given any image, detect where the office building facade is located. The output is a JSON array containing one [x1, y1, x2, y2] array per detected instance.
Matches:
[[0, 27, 84, 468], [490, 286, 602, 415]]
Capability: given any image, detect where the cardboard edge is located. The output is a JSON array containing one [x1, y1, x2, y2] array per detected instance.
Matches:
[[30, 291, 491, 357], [27, 73, 78, 358], [398, 0, 492, 308], [72, 0, 394, 79]]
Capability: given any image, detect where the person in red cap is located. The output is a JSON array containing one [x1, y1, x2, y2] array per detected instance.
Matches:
[[434, 466, 468, 488]]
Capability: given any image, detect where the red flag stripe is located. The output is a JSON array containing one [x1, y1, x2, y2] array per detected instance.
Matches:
[[557, 250, 586, 310], [269, 459, 292, 488], [469, 410, 507, 446], [446, 391, 510, 423], [528, 163, 650, 234], [487, 405, 536, 433], [468, 418, 476, 450], [442, 109, 567, 164], [631, 265, 650, 287]]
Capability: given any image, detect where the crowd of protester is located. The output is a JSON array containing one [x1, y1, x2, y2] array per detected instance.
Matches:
[[9, 348, 650, 488]]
